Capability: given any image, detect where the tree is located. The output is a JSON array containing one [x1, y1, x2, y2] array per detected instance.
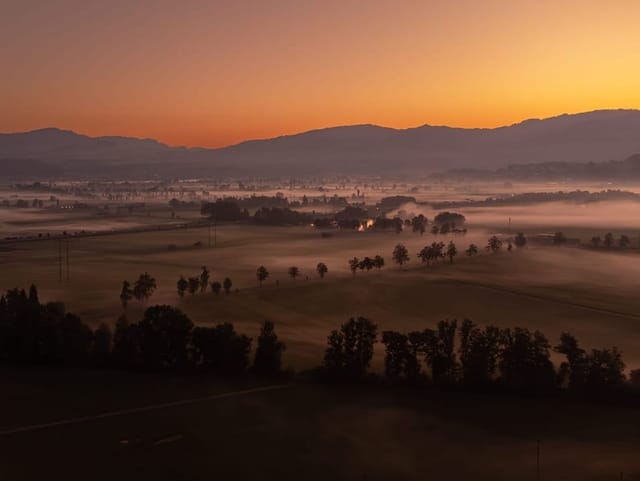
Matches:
[[28, 284, 39, 304], [381, 331, 409, 381], [199, 265, 210, 293], [514, 232, 527, 248], [112, 315, 140, 367], [119, 280, 133, 308], [176, 276, 188, 298], [91, 322, 112, 366], [187, 276, 200, 295], [459, 319, 501, 389], [316, 262, 328, 279], [555, 332, 626, 393], [252, 321, 286, 377], [192, 323, 251, 374], [465, 244, 478, 256], [223, 277, 232, 294], [322, 317, 377, 381], [431, 225, 439, 235], [590, 236, 601, 248], [446, 241, 457, 264], [256, 266, 269, 286], [619, 235, 630, 248], [422, 320, 459, 386], [499, 328, 556, 392], [392, 244, 409, 268], [133, 272, 156, 303], [486, 236, 502, 253], [359, 256, 374, 272], [604, 232, 614, 248], [373, 255, 385, 270], [210, 281, 222, 295], [349, 257, 360, 275], [288, 266, 300, 280], [411, 215, 427, 236], [440, 223, 451, 235], [137, 305, 193, 369]]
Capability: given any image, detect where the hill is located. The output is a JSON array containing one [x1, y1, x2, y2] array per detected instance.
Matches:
[[1, 109, 640, 179]]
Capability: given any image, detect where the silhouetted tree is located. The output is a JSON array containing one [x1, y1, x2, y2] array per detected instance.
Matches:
[[392, 244, 409, 268], [514, 232, 527, 248], [431, 225, 439, 235], [133, 272, 156, 303], [499, 328, 556, 392], [120, 280, 133, 308], [349, 257, 360, 275], [199, 266, 210, 293], [252, 321, 286, 377], [192, 323, 251, 374], [373, 255, 385, 270], [112, 315, 140, 367], [446, 241, 457, 264], [486, 236, 502, 253], [288, 266, 300, 280], [210, 281, 222, 295], [619, 235, 630, 248], [322, 317, 377, 381], [359, 256, 374, 272], [459, 319, 500, 389], [177, 276, 188, 298], [604, 232, 614, 248], [423, 320, 459, 386], [411, 215, 427, 235], [316, 262, 328, 279], [382, 331, 409, 381], [223, 277, 232, 294], [137, 305, 193, 369], [591, 236, 601, 248], [91, 322, 112, 366], [256, 266, 269, 286], [465, 244, 478, 256], [187, 277, 200, 295]]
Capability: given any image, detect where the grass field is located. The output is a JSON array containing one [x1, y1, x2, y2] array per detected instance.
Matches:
[[2, 222, 640, 371], [0, 366, 639, 481]]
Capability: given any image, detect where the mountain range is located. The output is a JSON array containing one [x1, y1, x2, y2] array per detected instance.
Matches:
[[1, 109, 640, 179]]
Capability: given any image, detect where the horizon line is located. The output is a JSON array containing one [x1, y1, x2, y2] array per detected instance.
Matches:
[[2, 108, 638, 151]]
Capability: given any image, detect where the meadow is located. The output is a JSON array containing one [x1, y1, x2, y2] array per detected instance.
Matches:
[[2, 214, 640, 371]]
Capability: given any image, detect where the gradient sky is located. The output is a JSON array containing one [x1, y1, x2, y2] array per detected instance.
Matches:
[[2, 0, 640, 147]]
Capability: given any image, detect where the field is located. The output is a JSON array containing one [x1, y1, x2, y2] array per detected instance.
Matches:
[[2, 182, 640, 480], [0, 366, 639, 481], [2, 215, 640, 371]]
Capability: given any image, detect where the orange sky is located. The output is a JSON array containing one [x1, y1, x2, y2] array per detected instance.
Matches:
[[2, 0, 640, 147]]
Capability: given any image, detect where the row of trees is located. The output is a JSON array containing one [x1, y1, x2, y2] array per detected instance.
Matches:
[[318, 317, 639, 395], [0, 286, 286, 377], [119, 273, 157, 308], [590, 233, 631, 249], [348, 255, 385, 274], [176, 266, 234, 297]]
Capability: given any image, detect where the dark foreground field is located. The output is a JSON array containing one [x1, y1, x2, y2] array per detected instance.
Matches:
[[0, 367, 639, 481]]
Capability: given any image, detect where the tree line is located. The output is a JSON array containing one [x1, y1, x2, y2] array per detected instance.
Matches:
[[317, 317, 640, 396], [0, 286, 285, 377]]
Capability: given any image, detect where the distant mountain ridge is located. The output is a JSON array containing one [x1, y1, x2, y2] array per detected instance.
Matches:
[[1, 109, 640, 179]]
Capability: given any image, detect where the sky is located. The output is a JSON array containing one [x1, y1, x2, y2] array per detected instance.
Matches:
[[1, 0, 640, 147]]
